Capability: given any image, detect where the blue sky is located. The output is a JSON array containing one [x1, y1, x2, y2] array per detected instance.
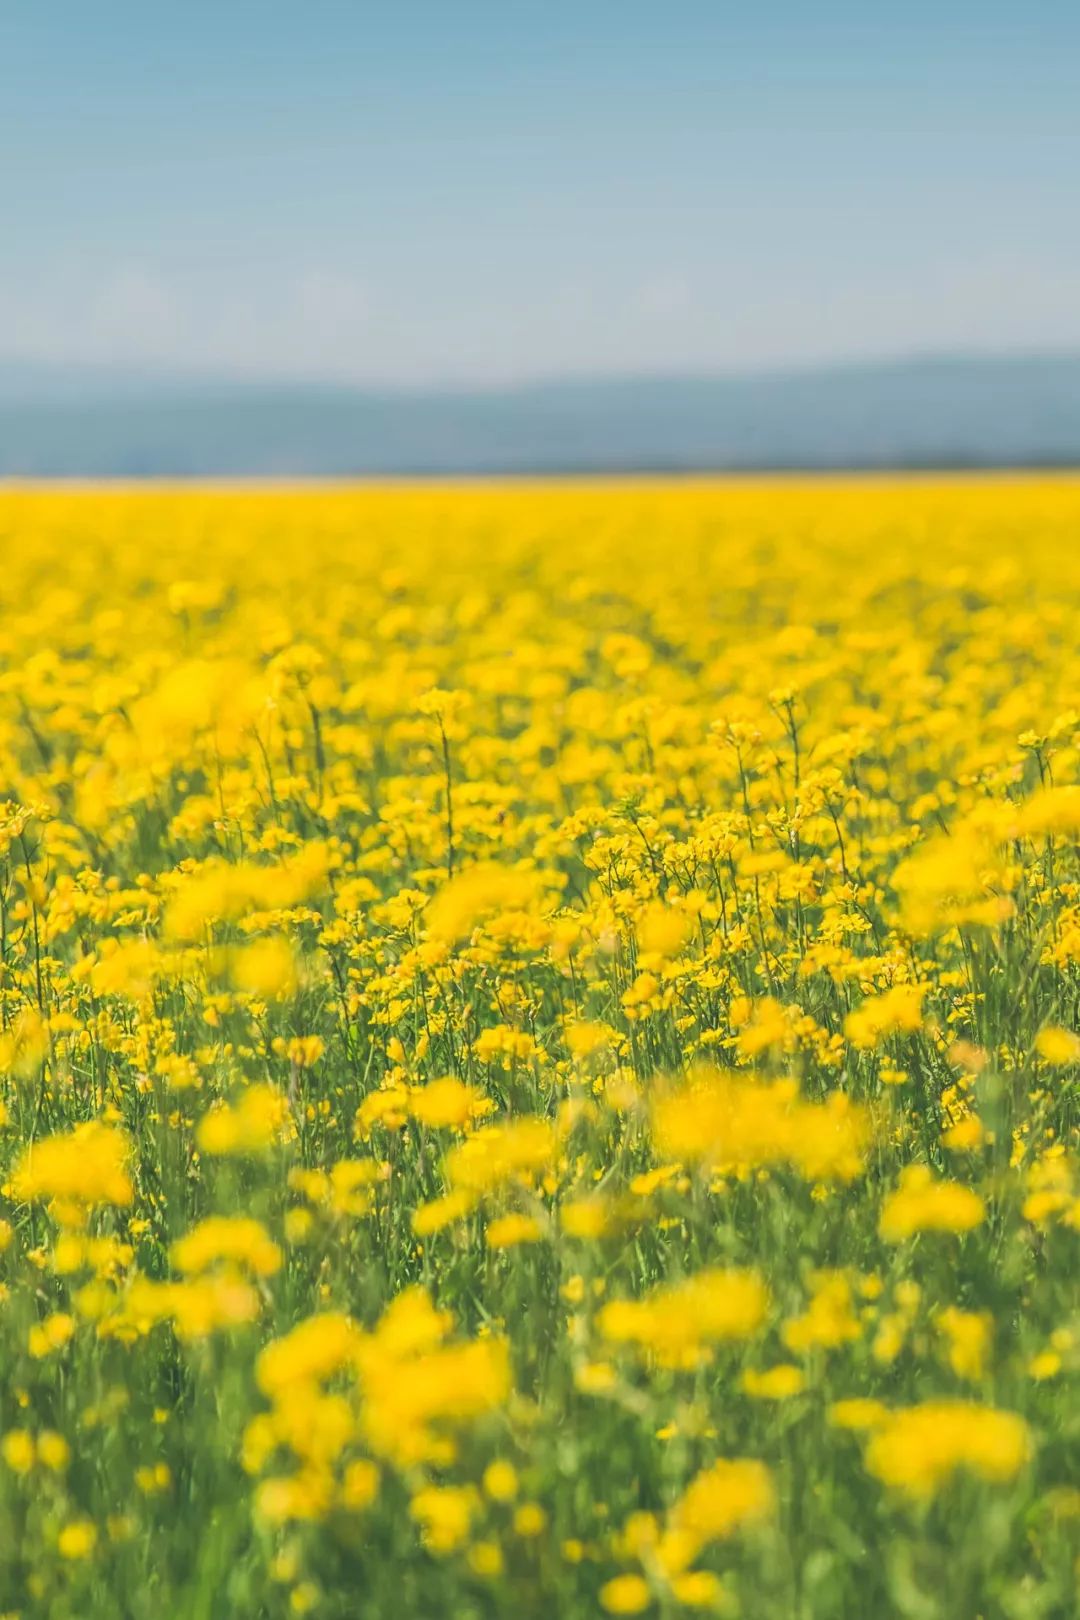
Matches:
[[2, 2, 1078, 385]]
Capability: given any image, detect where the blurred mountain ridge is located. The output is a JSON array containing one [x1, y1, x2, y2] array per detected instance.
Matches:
[[1, 352, 1078, 474]]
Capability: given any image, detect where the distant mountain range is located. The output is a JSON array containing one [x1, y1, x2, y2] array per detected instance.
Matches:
[[1, 353, 1078, 475]]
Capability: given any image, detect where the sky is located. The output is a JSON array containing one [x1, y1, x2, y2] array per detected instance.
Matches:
[[2, 1, 1079, 387]]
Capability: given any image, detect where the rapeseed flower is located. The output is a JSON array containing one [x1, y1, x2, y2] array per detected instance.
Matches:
[[864, 1402, 1032, 1497], [0, 481, 1078, 1617], [879, 1166, 985, 1240]]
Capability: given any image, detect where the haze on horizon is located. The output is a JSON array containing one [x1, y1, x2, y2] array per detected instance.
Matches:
[[3, 1, 1079, 390]]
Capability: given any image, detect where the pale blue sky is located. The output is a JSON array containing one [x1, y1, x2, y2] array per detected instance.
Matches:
[[2, 2, 1078, 384]]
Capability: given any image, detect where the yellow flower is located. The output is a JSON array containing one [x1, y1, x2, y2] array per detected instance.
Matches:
[[409, 1076, 485, 1130], [827, 1399, 889, 1431], [741, 1363, 806, 1399], [560, 1196, 612, 1239], [255, 1471, 333, 1526], [670, 1571, 724, 1608], [290, 1582, 321, 1615], [0, 1006, 50, 1078], [486, 1212, 543, 1249], [636, 901, 692, 960], [197, 1084, 288, 1156], [468, 1541, 505, 1578], [845, 983, 927, 1050], [1035, 1026, 1080, 1065], [163, 846, 328, 941], [284, 1207, 315, 1245], [673, 1457, 775, 1543], [171, 1215, 282, 1278], [891, 827, 1013, 935], [513, 1502, 547, 1537], [600, 1574, 652, 1615], [11, 1121, 133, 1217], [412, 1189, 476, 1236], [653, 1069, 869, 1184], [936, 1307, 993, 1380], [879, 1166, 985, 1240], [483, 1459, 519, 1502], [942, 1115, 985, 1152], [359, 1332, 511, 1467], [58, 1519, 98, 1560], [355, 1085, 411, 1137], [133, 1274, 263, 1341], [340, 1458, 380, 1510], [37, 1431, 70, 1471], [2, 1430, 35, 1473], [782, 1272, 861, 1354], [564, 1020, 614, 1059], [426, 863, 542, 943], [599, 1268, 768, 1368], [29, 1312, 75, 1358], [135, 1463, 172, 1494], [228, 937, 299, 999], [257, 1313, 362, 1398], [473, 1026, 539, 1066], [575, 1361, 618, 1395], [444, 1118, 556, 1197], [865, 1402, 1032, 1497], [287, 1035, 325, 1068], [410, 1484, 477, 1553]]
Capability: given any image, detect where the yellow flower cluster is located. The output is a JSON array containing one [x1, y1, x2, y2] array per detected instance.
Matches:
[[0, 480, 1077, 1617], [653, 1069, 870, 1183], [864, 1401, 1032, 1497], [247, 1289, 509, 1525], [11, 1122, 133, 1224], [599, 1268, 769, 1368]]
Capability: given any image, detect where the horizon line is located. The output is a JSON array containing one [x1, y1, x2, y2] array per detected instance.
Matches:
[[3, 343, 1080, 400]]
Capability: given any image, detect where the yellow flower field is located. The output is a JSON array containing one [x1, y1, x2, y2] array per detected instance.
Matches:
[[0, 479, 1078, 1618]]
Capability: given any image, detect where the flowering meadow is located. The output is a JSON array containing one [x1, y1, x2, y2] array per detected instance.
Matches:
[[1, 479, 1079, 1620]]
